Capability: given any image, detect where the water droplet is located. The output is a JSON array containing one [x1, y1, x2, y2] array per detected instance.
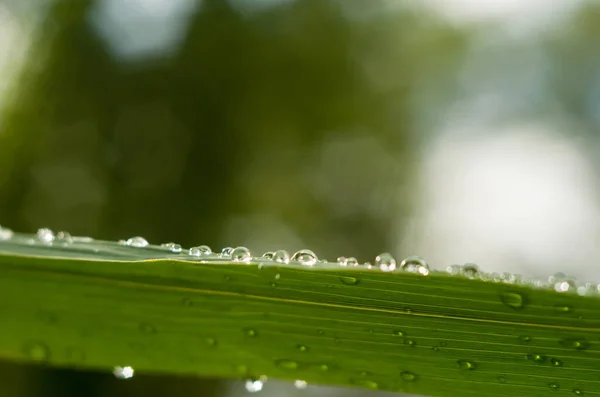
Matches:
[[364, 262, 372, 269], [0, 225, 14, 240], [457, 359, 477, 370], [400, 371, 416, 381], [296, 344, 308, 352], [113, 366, 134, 379], [403, 339, 416, 346], [261, 251, 274, 260], [270, 282, 277, 288], [497, 375, 506, 383], [245, 379, 264, 393], [244, 328, 258, 337], [500, 291, 525, 309], [375, 253, 396, 272], [161, 242, 182, 253], [519, 335, 532, 343], [55, 231, 73, 244], [347, 257, 358, 266], [550, 358, 563, 367], [393, 330, 404, 336], [550, 273, 578, 293], [294, 380, 307, 390], [339, 276, 359, 285], [573, 388, 584, 395], [36, 228, 55, 244], [317, 364, 329, 371], [125, 236, 148, 248], [462, 263, 480, 279], [275, 359, 298, 370], [273, 250, 290, 264], [549, 382, 560, 390], [232, 247, 252, 263], [337, 256, 348, 266], [189, 245, 211, 257], [317, 330, 325, 335], [23, 341, 50, 361], [181, 298, 193, 306], [206, 337, 217, 346], [527, 353, 547, 363], [560, 338, 590, 350], [350, 378, 378, 389], [554, 304, 573, 313], [400, 256, 430, 275], [220, 247, 233, 258], [446, 264, 461, 275], [139, 322, 156, 334], [292, 249, 318, 266]]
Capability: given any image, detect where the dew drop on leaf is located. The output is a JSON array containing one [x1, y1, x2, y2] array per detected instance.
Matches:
[[554, 304, 573, 313], [56, 231, 73, 244], [245, 379, 264, 393], [347, 257, 358, 266], [457, 359, 477, 370], [0, 225, 14, 240], [232, 247, 252, 262], [37, 228, 55, 244], [23, 341, 50, 361], [296, 344, 308, 352], [113, 366, 134, 379], [573, 388, 584, 395], [189, 245, 211, 256], [205, 337, 217, 346], [400, 256, 430, 275], [403, 338, 416, 346], [220, 247, 233, 258], [550, 358, 563, 367], [393, 330, 404, 336], [549, 382, 560, 390], [519, 335, 532, 343], [292, 249, 318, 266], [274, 359, 298, 370], [560, 338, 590, 350], [294, 380, 307, 389], [400, 371, 416, 381], [350, 378, 379, 389], [261, 251, 274, 260], [500, 291, 525, 309], [339, 276, 359, 285], [161, 242, 182, 253], [497, 375, 506, 383], [337, 256, 348, 266], [462, 263, 480, 279], [273, 250, 290, 264], [375, 253, 396, 272], [244, 328, 258, 337], [125, 236, 148, 248], [527, 353, 547, 362]]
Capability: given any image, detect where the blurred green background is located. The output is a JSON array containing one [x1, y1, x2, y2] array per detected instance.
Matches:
[[1, 0, 600, 396]]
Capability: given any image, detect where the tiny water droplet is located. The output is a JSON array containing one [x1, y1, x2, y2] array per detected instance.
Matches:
[[37, 228, 55, 244], [560, 338, 590, 350], [220, 247, 233, 258], [139, 322, 156, 334], [245, 379, 264, 393], [554, 304, 573, 313], [161, 242, 182, 253], [55, 231, 73, 244], [206, 337, 217, 346], [549, 382, 560, 390], [400, 256, 430, 275], [294, 380, 307, 390], [527, 353, 547, 362], [337, 256, 348, 266], [23, 341, 50, 361], [232, 247, 252, 262], [550, 358, 563, 367], [573, 388, 584, 395], [339, 276, 359, 285], [403, 338, 416, 346], [393, 330, 404, 336], [318, 364, 329, 371], [113, 366, 134, 379], [126, 236, 148, 248], [181, 298, 193, 306], [292, 249, 318, 266], [457, 359, 477, 370], [296, 344, 308, 352], [500, 291, 524, 309], [446, 264, 461, 275], [350, 378, 379, 389], [273, 250, 290, 264], [497, 375, 506, 383], [519, 335, 532, 343], [0, 225, 14, 240], [189, 245, 211, 256], [317, 330, 325, 335], [275, 359, 298, 370], [376, 253, 396, 272], [270, 282, 277, 288], [462, 263, 480, 279], [244, 328, 258, 337], [347, 257, 358, 266], [400, 371, 416, 381]]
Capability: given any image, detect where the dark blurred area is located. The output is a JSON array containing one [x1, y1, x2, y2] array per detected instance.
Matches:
[[2, 0, 600, 396]]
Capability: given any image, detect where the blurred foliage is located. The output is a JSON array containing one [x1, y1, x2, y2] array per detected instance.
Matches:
[[0, 0, 470, 396]]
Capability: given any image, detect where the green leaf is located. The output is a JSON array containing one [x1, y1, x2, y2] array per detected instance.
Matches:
[[0, 231, 599, 397]]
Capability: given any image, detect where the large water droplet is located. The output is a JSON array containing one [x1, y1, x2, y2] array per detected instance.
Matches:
[[245, 378, 264, 393], [457, 359, 477, 370], [220, 247, 233, 258], [527, 353, 547, 363], [0, 225, 14, 241], [232, 247, 252, 263], [376, 253, 396, 272], [23, 341, 50, 361], [161, 242, 182, 253], [292, 249, 317, 266], [500, 291, 524, 309], [400, 371, 416, 381], [244, 328, 258, 337], [560, 338, 590, 350], [126, 236, 148, 248], [190, 245, 211, 257], [275, 359, 298, 370], [347, 257, 358, 266], [400, 256, 430, 275], [337, 256, 348, 266], [294, 380, 307, 390], [37, 228, 55, 244], [113, 366, 135, 379], [55, 231, 73, 244], [273, 250, 290, 264], [261, 252, 274, 260], [462, 263, 480, 279], [339, 276, 359, 285]]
